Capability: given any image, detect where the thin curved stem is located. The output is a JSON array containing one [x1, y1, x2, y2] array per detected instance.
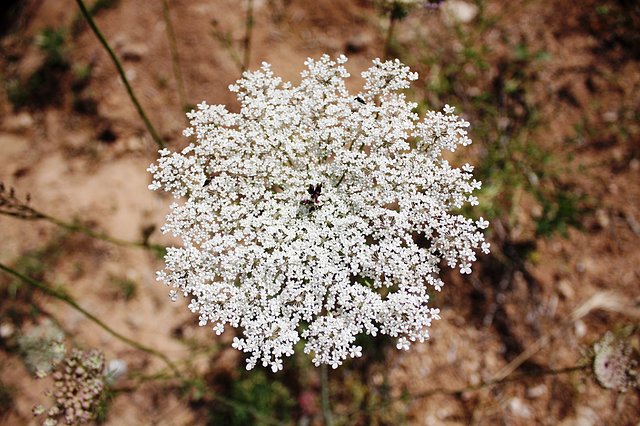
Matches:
[[343, 363, 589, 422], [0, 262, 179, 376], [0, 203, 165, 256], [43, 212, 165, 254], [321, 364, 333, 426], [75, 0, 165, 149], [410, 364, 590, 400], [210, 22, 243, 71]]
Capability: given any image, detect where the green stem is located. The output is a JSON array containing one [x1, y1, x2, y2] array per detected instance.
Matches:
[[383, 12, 397, 60], [242, 0, 255, 73], [161, 0, 188, 111], [0, 262, 179, 376], [45, 213, 164, 253], [75, 0, 165, 149], [321, 363, 333, 426], [0, 206, 165, 255], [210, 23, 244, 71]]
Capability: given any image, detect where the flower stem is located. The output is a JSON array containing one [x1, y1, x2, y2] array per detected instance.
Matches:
[[242, 0, 255, 73], [0, 262, 180, 376], [75, 0, 165, 149], [44, 213, 165, 255], [383, 12, 397, 60], [321, 363, 333, 426], [161, 0, 188, 112], [0, 199, 165, 256]]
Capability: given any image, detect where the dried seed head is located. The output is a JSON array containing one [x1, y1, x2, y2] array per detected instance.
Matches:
[[33, 347, 107, 424], [593, 332, 638, 392]]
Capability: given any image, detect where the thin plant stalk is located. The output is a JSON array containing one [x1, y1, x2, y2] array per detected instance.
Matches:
[[242, 0, 255, 72], [343, 363, 589, 422], [412, 364, 589, 399], [210, 22, 244, 71], [492, 291, 639, 382], [383, 11, 398, 60], [46, 212, 163, 253], [321, 363, 333, 426], [0, 262, 179, 376], [161, 0, 188, 111], [210, 0, 254, 75], [0, 197, 164, 255], [75, 0, 165, 149]]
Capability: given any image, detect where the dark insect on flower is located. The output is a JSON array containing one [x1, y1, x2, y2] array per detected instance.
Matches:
[[355, 96, 366, 104], [308, 183, 322, 199], [301, 184, 322, 211]]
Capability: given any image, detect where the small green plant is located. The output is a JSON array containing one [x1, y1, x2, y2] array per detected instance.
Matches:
[[107, 276, 138, 301], [207, 369, 295, 425], [534, 188, 585, 237], [6, 27, 70, 109], [72, 62, 93, 88], [72, 72, 98, 115], [35, 27, 67, 67], [0, 379, 14, 418]]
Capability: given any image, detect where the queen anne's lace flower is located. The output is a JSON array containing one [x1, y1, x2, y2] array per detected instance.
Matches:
[[149, 55, 489, 372]]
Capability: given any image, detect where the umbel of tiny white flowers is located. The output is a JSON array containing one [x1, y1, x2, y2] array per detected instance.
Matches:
[[148, 55, 490, 372]]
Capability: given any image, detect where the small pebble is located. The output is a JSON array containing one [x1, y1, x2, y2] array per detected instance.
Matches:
[[104, 359, 128, 384], [526, 384, 547, 399]]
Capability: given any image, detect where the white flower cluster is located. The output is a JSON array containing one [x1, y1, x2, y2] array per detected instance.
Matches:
[[149, 55, 489, 372]]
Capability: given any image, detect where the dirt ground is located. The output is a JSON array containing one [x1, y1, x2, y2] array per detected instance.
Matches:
[[0, 0, 639, 425]]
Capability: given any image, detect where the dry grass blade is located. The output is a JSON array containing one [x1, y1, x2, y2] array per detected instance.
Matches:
[[493, 291, 640, 382]]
